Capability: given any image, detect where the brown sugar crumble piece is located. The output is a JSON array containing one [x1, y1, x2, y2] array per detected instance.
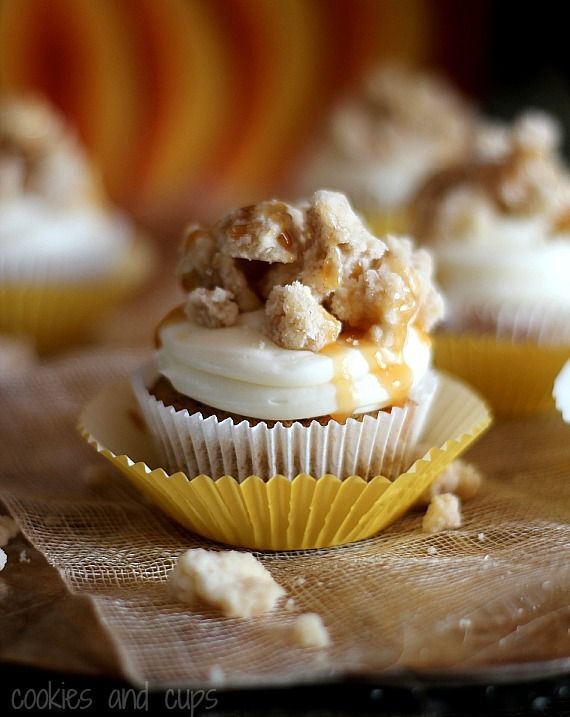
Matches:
[[422, 493, 462, 533], [175, 190, 444, 348], [420, 459, 483, 505], [218, 201, 304, 264], [265, 282, 341, 351], [185, 287, 239, 329]]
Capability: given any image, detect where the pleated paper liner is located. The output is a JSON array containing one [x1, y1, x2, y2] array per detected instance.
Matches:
[[0, 236, 154, 352], [132, 363, 439, 482], [78, 371, 491, 551], [434, 333, 570, 418]]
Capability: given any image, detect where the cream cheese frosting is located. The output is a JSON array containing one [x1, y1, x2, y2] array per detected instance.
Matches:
[[0, 196, 133, 280], [0, 95, 134, 281], [156, 310, 431, 421], [435, 220, 570, 311]]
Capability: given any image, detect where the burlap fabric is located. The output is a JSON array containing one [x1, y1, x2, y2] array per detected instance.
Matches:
[[1, 350, 569, 688]]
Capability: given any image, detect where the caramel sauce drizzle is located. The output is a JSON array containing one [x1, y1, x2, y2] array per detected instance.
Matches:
[[153, 304, 186, 348], [321, 330, 414, 423]]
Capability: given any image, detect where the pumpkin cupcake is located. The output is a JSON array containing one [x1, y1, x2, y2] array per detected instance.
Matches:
[[0, 95, 152, 351]]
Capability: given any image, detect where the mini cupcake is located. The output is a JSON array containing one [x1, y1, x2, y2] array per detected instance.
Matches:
[[413, 111, 570, 414], [0, 95, 152, 351], [134, 190, 446, 481], [298, 66, 473, 234], [80, 190, 491, 549]]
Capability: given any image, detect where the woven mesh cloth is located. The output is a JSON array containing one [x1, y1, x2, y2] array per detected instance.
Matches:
[[1, 350, 569, 688]]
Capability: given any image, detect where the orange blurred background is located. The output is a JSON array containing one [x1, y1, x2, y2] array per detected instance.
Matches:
[[0, 0, 488, 239]]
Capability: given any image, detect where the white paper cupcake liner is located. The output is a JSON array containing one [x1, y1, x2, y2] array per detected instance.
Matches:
[[131, 362, 439, 482]]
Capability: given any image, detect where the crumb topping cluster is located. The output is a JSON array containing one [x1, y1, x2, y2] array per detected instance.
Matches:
[[0, 95, 98, 206], [414, 111, 570, 242], [177, 190, 444, 352], [328, 65, 472, 164]]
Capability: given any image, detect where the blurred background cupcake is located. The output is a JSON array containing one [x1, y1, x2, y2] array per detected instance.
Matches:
[[0, 95, 153, 352], [412, 111, 570, 414], [295, 65, 474, 235]]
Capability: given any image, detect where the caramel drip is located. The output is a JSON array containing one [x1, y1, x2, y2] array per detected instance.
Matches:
[[154, 305, 186, 348], [321, 247, 343, 290], [277, 229, 294, 249], [321, 328, 415, 423]]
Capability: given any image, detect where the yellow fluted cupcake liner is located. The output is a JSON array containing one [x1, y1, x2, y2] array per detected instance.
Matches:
[[0, 237, 154, 352], [361, 205, 410, 236], [434, 333, 570, 417], [78, 372, 491, 550]]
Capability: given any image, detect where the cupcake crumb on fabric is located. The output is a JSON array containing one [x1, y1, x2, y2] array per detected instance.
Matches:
[[421, 459, 483, 504], [168, 548, 285, 618], [291, 613, 331, 649], [422, 494, 463, 533]]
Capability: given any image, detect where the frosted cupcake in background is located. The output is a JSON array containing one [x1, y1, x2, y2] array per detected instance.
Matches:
[[0, 95, 152, 351], [413, 111, 570, 414], [297, 66, 473, 234]]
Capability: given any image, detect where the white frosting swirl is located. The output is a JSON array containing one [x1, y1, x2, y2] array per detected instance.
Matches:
[[434, 216, 570, 312], [0, 196, 133, 281], [156, 310, 431, 421]]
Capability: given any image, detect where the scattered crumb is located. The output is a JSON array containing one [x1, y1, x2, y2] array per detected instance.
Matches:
[[458, 618, 472, 629], [207, 665, 225, 685], [19, 549, 30, 564], [0, 548, 6, 572], [421, 459, 483, 505], [285, 598, 296, 612], [422, 493, 462, 533], [169, 548, 285, 618], [291, 613, 331, 649], [293, 576, 306, 587], [426, 545, 438, 556], [0, 516, 18, 547], [477, 532, 486, 542]]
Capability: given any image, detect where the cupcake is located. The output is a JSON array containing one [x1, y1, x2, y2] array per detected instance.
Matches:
[[298, 66, 473, 234], [0, 95, 152, 351], [134, 190, 446, 481], [80, 190, 491, 549], [413, 111, 570, 414]]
